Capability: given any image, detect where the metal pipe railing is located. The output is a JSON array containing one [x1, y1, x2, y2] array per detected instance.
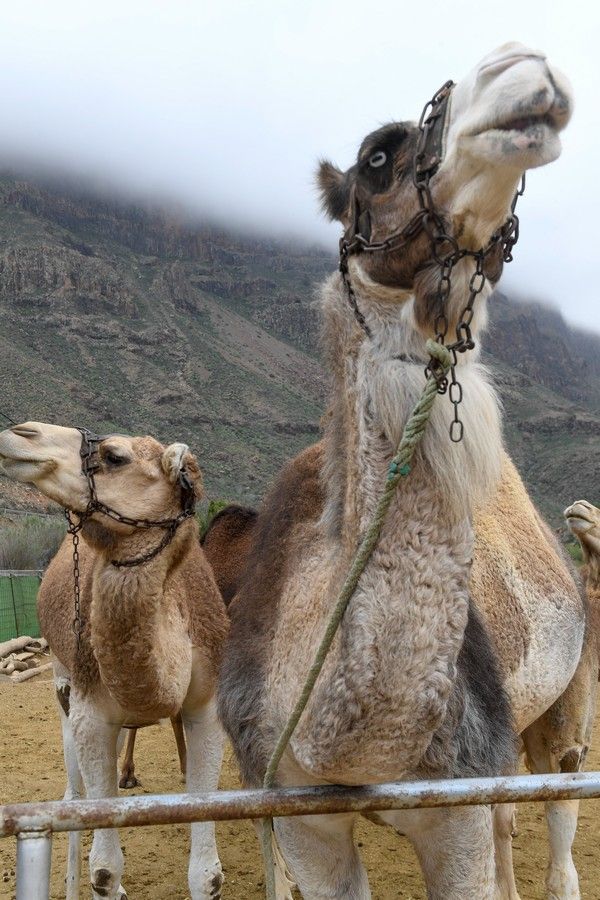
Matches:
[[2, 771, 600, 838], [15, 830, 52, 900]]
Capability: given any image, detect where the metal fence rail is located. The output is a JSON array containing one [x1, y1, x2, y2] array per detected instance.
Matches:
[[2, 772, 600, 899]]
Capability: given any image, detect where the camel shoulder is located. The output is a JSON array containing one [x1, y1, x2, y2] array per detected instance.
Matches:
[[474, 452, 579, 597]]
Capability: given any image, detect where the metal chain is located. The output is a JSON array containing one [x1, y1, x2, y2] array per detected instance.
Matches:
[[64, 510, 84, 645], [340, 78, 525, 442], [339, 243, 372, 338]]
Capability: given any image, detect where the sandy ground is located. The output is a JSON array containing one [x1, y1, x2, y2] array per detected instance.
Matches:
[[1, 678, 599, 899]]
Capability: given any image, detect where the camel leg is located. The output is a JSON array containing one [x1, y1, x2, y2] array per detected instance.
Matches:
[[69, 692, 126, 900], [55, 675, 83, 900], [182, 698, 224, 900], [273, 812, 370, 899], [171, 712, 187, 779], [493, 803, 521, 900], [118, 728, 141, 789], [379, 805, 496, 899], [521, 641, 596, 900], [522, 720, 582, 900]]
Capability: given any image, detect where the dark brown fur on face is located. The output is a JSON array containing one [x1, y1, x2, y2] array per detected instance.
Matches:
[[201, 505, 257, 605], [317, 121, 505, 330], [318, 123, 431, 291]]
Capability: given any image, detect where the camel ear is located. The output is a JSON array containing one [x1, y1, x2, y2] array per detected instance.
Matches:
[[317, 159, 351, 222], [161, 443, 204, 499]]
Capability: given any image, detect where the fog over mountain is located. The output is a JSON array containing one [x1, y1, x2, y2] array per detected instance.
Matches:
[[1, 2, 598, 330], [0, 172, 599, 527]]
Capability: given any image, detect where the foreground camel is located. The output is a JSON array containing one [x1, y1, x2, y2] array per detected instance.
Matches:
[[218, 44, 589, 899], [0, 423, 228, 900]]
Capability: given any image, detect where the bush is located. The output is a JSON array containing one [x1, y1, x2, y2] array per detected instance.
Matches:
[[0, 516, 67, 570], [565, 540, 583, 565], [197, 499, 230, 540]]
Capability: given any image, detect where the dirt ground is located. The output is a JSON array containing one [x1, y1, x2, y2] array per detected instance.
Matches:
[[1, 678, 599, 899]]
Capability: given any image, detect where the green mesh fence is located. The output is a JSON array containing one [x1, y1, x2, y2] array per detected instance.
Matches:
[[0, 573, 42, 642]]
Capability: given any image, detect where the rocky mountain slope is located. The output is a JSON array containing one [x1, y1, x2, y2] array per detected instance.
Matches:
[[0, 174, 598, 529]]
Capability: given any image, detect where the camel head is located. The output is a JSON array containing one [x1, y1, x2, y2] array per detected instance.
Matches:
[[0, 422, 203, 532], [318, 42, 572, 337], [565, 500, 600, 562]]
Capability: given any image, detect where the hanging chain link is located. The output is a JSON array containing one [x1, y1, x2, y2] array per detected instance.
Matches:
[[340, 78, 525, 442], [64, 509, 84, 644]]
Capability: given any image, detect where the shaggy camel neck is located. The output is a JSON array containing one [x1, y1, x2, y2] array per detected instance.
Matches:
[[289, 278, 503, 783], [86, 520, 195, 718]]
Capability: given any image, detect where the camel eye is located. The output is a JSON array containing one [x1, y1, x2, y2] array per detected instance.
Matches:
[[369, 150, 387, 168], [104, 450, 128, 467]]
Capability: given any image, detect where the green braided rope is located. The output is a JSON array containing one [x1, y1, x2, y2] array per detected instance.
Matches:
[[260, 339, 452, 899]]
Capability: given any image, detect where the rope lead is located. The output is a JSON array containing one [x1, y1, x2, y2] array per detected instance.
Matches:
[[260, 339, 452, 899]]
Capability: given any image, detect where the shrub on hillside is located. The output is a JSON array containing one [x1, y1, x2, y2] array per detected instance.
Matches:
[[0, 516, 67, 570], [197, 499, 230, 540]]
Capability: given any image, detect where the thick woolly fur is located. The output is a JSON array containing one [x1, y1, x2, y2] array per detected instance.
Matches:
[[319, 269, 502, 531], [272, 273, 511, 784], [221, 267, 516, 787]]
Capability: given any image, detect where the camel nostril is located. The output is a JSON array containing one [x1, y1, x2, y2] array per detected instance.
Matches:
[[478, 52, 546, 80], [10, 425, 39, 438]]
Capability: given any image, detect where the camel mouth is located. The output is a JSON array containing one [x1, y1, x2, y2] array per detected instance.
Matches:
[[493, 113, 555, 133], [0, 456, 45, 482], [564, 502, 597, 533], [475, 112, 557, 139]]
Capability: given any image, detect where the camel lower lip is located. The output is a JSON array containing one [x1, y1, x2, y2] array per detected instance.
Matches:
[[0, 458, 42, 472], [566, 516, 592, 530], [495, 114, 554, 132], [479, 115, 555, 137]]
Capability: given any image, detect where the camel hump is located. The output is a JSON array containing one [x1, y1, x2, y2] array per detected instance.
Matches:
[[201, 504, 258, 544], [201, 504, 258, 605]]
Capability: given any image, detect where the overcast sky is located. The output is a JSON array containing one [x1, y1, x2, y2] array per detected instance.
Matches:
[[1, 1, 598, 330]]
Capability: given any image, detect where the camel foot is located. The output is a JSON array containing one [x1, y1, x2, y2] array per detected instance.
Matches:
[[547, 862, 580, 900], [118, 773, 140, 789], [189, 863, 223, 900], [91, 868, 127, 899]]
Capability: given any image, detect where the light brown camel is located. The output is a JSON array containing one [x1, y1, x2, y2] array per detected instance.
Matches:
[[565, 499, 600, 677], [218, 44, 590, 900], [0, 422, 229, 900], [118, 505, 257, 789]]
